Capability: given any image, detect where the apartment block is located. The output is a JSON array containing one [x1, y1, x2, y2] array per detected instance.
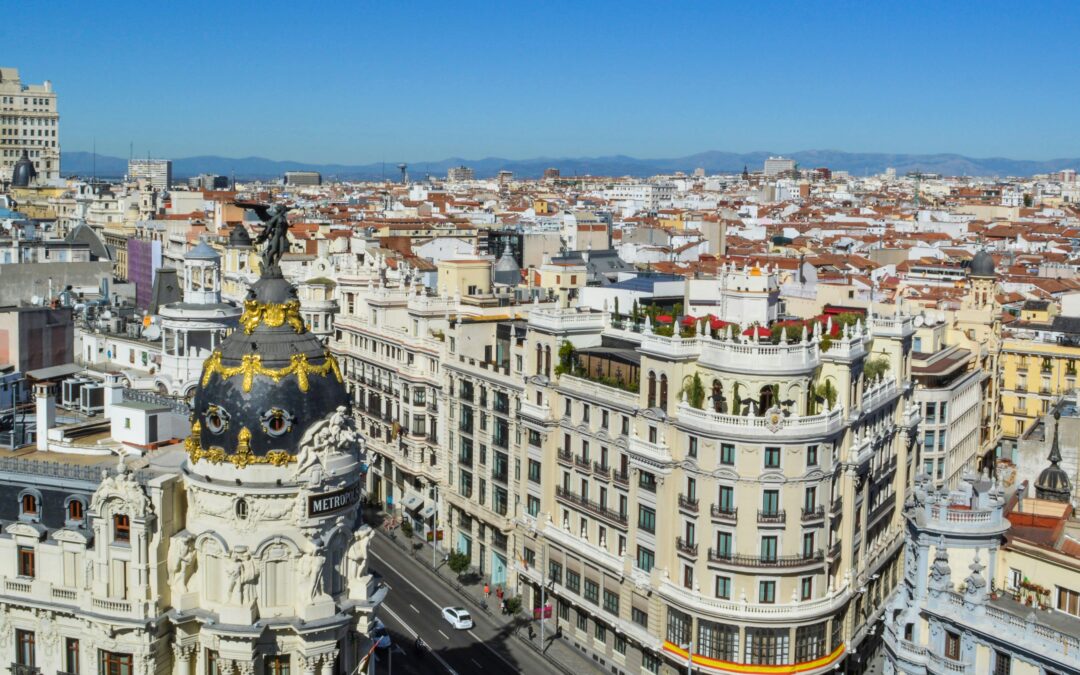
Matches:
[[0, 67, 60, 181]]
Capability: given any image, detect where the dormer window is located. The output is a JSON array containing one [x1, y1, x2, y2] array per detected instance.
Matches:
[[114, 514, 131, 543], [21, 494, 37, 515], [67, 499, 84, 522]]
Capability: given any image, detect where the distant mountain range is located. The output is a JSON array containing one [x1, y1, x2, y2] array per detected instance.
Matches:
[[59, 149, 1080, 181]]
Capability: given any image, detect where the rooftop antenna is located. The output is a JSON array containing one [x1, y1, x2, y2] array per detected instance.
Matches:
[[398, 163, 409, 185], [92, 138, 97, 184]]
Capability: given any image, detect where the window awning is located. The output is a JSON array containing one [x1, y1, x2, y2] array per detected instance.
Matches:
[[419, 503, 436, 520]]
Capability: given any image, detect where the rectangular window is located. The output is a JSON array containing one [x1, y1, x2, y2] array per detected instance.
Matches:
[[944, 631, 960, 660], [801, 576, 813, 600], [549, 561, 563, 585], [666, 607, 691, 645], [759, 580, 776, 603], [614, 634, 626, 655], [715, 576, 731, 599], [642, 652, 661, 674], [603, 589, 619, 614], [993, 651, 1011, 675], [720, 443, 735, 465], [764, 446, 781, 468], [584, 579, 599, 604], [527, 495, 540, 517], [795, 623, 826, 662], [632, 606, 648, 627], [601, 410, 609, 429], [636, 546, 655, 572], [639, 471, 657, 493], [100, 650, 133, 675], [761, 536, 778, 562], [746, 627, 788, 665], [621, 416, 630, 435], [802, 532, 816, 557], [15, 629, 34, 666], [558, 600, 569, 621], [267, 654, 291, 675], [576, 609, 588, 631], [688, 436, 698, 458], [1058, 586, 1080, 616], [66, 637, 80, 674], [17, 546, 34, 577], [566, 570, 581, 594], [806, 444, 818, 466], [698, 619, 739, 662], [718, 485, 734, 512], [715, 532, 732, 558], [638, 506, 656, 533], [594, 621, 606, 642], [762, 490, 779, 514]]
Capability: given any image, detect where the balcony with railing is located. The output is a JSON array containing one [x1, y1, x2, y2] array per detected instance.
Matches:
[[707, 549, 825, 568], [675, 537, 699, 557], [639, 332, 701, 360], [612, 470, 630, 487], [592, 462, 611, 480], [801, 506, 825, 522], [698, 330, 820, 375], [558, 373, 639, 407], [520, 399, 553, 424], [678, 494, 699, 513], [757, 509, 786, 524], [710, 505, 738, 522], [529, 307, 606, 333], [556, 449, 573, 465], [677, 401, 844, 440], [555, 486, 629, 527], [574, 455, 591, 471]]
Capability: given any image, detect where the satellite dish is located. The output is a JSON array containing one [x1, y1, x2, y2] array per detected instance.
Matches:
[[143, 325, 161, 340], [913, 315, 925, 327], [30, 295, 41, 306]]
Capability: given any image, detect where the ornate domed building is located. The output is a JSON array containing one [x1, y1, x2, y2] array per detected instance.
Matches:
[[173, 206, 382, 672], [10, 150, 37, 188]]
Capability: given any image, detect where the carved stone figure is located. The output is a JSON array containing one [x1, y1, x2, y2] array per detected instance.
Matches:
[[234, 548, 259, 605], [295, 405, 362, 476], [169, 534, 198, 593], [299, 548, 328, 600], [346, 528, 372, 580]]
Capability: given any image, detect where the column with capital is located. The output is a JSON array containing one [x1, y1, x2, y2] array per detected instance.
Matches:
[[170, 642, 196, 675], [299, 655, 318, 675], [319, 650, 338, 675], [236, 661, 255, 675]]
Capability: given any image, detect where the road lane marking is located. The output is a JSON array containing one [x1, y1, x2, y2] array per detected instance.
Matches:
[[471, 659, 483, 668], [410, 603, 420, 613], [373, 548, 530, 673], [438, 629, 450, 640], [380, 604, 459, 675]]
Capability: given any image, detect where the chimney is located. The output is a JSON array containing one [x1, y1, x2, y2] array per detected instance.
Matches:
[[103, 373, 125, 421], [35, 383, 55, 451]]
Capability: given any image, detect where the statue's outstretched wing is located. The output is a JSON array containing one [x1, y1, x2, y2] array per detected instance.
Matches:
[[235, 201, 273, 222]]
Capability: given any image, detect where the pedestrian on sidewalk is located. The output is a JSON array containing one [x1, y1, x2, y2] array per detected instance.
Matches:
[[500, 599, 506, 614], [496, 585, 504, 600], [484, 583, 490, 596], [528, 626, 536, 640]]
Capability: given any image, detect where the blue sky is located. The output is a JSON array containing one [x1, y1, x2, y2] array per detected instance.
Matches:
[[5, 1, 1079, 163]]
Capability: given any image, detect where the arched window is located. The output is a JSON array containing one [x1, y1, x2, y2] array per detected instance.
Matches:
[[712, 380, 723, 413], [758, 385, 775, 416], [67, 499, 84, 521], [544, 345, 552, 378], [648, 371, 657, 408], [660, 374, 669, 409], [21, 494, 37, 515], [536, 343, 543, 376]]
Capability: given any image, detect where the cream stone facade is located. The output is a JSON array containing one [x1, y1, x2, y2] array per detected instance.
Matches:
[[0, 67, 60, 182]]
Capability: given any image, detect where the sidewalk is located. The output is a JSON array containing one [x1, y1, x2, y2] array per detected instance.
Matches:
[[368, 508, 602, 675]]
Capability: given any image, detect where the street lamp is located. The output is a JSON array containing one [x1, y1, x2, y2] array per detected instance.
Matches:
[[680, 640, 694, 675]]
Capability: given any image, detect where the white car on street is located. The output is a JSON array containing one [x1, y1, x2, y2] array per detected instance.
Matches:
[[441, 606, 474, 630]]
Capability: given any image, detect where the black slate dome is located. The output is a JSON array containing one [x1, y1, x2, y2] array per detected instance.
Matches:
[[229, 224, 253, 248], [1036, 411, 1072, 503], [188, 268, 347, 466], [970, 250, 996, 278], [11, 151, 36, 188]]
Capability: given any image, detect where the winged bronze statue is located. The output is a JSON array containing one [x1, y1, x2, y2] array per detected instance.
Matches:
[[236, 201, 291, 275]]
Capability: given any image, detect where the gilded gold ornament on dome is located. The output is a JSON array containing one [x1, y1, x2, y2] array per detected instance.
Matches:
[[185, 423, 298, 468], [199, 350, 343, 393], [240, 299, 306, 334]]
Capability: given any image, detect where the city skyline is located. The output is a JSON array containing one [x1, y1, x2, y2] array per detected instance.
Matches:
[[9, 1, 1080, 163]]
